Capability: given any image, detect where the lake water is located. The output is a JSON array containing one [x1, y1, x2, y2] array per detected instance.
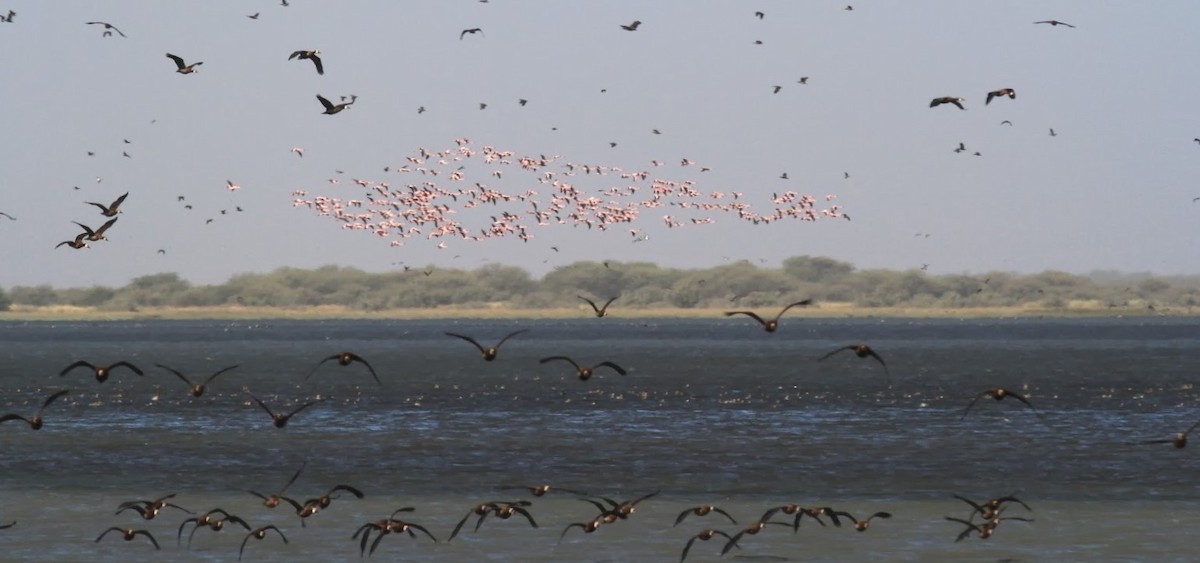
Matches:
[[1, 317, 1198, 561]]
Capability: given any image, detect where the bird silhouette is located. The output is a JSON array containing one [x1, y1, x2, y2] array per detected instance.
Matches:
[[238, 525, 288, 561], [96, 528, 160, 549], [444, 329, 528, 361], [73, 218, 118, 242], [56, 232, 89, 250], [1141, 417, 1200, 448], [985, 88, 1016, 105], [620, 20, 642, 31], [930, 96, 966, 110], [316, 94, 355, 115], [681, 529, 735, 562], [0, 389, 69, 430], [1034, 20, 1075, 27], [248, 461, 306, 508], [86, 192, 128, 216], [539, 356, 627, 381], [86, 21, 126, 37], [116, 493, 192, 520], [817, 343, 889, 378], [288, 50, 323, 74], [248, 394, 319, 428], [675, 505, 737, 527], [578, 295, 619, 317], [460, 28, 484, 39], [60, 360, 144, 382], [156, 364, 238, 397], [309, 352, 381, 385], [166, 53, 203, 74], [961, 387, 1043, 420], [724, 300, 812, 332]]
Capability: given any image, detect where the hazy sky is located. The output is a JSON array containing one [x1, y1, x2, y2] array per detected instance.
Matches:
[[2, 1, 1199, 289]]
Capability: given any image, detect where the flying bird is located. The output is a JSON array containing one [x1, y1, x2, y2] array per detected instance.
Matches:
[[309, 352, 381, 385], [316, 94, 355, 114], [930, 97, 965, 110], [0, 389, 69, 430], [773, 85, 782, 94], [817, 343, 889, 376], [156, 364, 239, 397], [620, 20, 642, 31], [86, 21, 126, 37], [86, 192, 128, 216], [985, 88, 1016, 105], [288, 50, 323, 74], [96, 528, 160, 550], [60, 360, 144, 382], [675, 505, 737, 527], [578, 295, 619, 317], [248, 394, 319, 428], [247, 13, 259, 19], [0, 10, 14, 23], [248, 461, 306, 509], [444, 329, 528, 361], [724, 300, 812, 332], [539, 356, 627, 381], [754, 11, 764, 19], [460, 28, 484, 39], [116, 494, 192, 520], [74, 218, 118, 242], [826, 510, 891, 531], [56, 232, 89, 250], [239, 526, 288, 561], [961, 387, 1043, 420], [1141, 417, 1200, 448], [681, 529, 736, 562], [1035, 20, 1075, 27], [166, 53, 203, 74]]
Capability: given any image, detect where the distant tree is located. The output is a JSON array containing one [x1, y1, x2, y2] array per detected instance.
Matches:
[[0, 286, 10, 311]]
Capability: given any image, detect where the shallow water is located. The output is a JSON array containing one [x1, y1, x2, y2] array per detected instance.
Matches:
[[1, 317, 1198, 561]]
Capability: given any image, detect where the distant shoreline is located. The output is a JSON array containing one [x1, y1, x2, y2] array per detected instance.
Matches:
[[1, 302, 1192, 321]]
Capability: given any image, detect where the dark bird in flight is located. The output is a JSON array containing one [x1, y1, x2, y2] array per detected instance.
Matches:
[[248, 394, 319, 428], [60, 360, 144, 382], [56, 232, 89, 250], [953, 493, 1031, 520], [86, 21, 126, 37], [724, 300, 812, 332], [755, 11, 764, 19], [316, 94, 355, 115], [444, 329, 528, 361], [620, 20, 642, 31], [0, 389, 69, 430], [498, 484, 586, 498], [798, 76, 809, 84], [539, 356, 627, 381], [157, 364, 238, 397], [1035, 20, 1075, 27], [288, 50, 323, 74], [239, 526, 287, 561], [773, 85, 782, 94], [247, 13, 259, 19], [74, 218, 118, 242], [961, 387, 1042, 420], [448, 501, 536, 541], [460, 27, 484, 39], [721, 521, 791, 555], [1141, 417, 1200, 448], [116, 493, 192, 520], [930, 97, 966, 110], [87, 192, 128, 216], [0, 10, 14, 23], [166, 53, 203, 74], [309, 352, 381, 385], [1049, 128, 1057, 136], [675, 505, 737, 527], [681, 529, 736, 562], [479, 102, 488, 110], [518, 98, 528, 106], [578, 295, 619, 317], [248, 461, 305, 509], [827, 510, 891, 531], [0, 212, 16, 220], [96, 528, 160, 550], [1001, 120, 1013, 126], [818, 343, 889, 376], [985, 88, 1016, 105], [579, 490, 660, 522]]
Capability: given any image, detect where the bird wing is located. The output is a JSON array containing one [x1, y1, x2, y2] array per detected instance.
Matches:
[[449, 510, 476, 541], [445, 332, 487, 354], [248, 395, 275, 417], [0, 413, 30, 425], [628, 489, 661, 506], [286, 401, 319, 418], [110, 361, 144, 375], [225, 515, 252, 530], [594, 361, 627, 375], [720, 530, 747, 555], [156, 364, 192, 385], [288, 50, 302, 60], [72, 222, 96, 236], [774, 299, 813, 320], [345, 353, 382, 385], [307, 354, 339, 379], [59, 360, 95, 376], [1007, 391, 1043, 417], [494, 329, 529, 349], [724, 311, 767, 327], [329, 484, 365, 499], [310, 54, 323, 75], [577, 295, 601, 313], [316, 94, 335, 111], [93, 217, 118, 237], [95, 527, 124, 542], [203, 364, 239, 385], [459, 29, 468, 40], [110, 192, 129, 210], [36, 389, 69, 412], [166, 53, 186, 70], [512, 506, 538, 527], [278, 461, 306, 495], [944, 517, 982, 542], [540, 356, 581, 369], [712, 506, 737, 524], [601, 296, 619, 312], [818, 346, 855, 362], [986, 91, 996, 105]]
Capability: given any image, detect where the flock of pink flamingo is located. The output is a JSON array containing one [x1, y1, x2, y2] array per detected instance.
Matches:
[[291, 139, 847, 250]]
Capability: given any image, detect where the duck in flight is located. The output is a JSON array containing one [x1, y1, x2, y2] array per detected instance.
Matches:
[[1035, 20, 1075, 27], [1141, 416, 1200, 448], [56, 232, 89, 250], [460, 27, 484, 39], [96, 528, 160, 550], [316, 94, 356, 114], [930, 97, 966, 110], [817, 343, 889, 377], [985, 88, 1016, 105], [724, 299, 812, 332], [74, 218, 118, 242], [681, 529, 736, 562], [952, 493, 1031, 521], [309, 352, 381, 385], [86, 21, 126, 37], [448, 500, 536, 541], [539, 356, 627, 381], [87, 192, 128, 217], [60, 360, 144, 382], [961, 387, 1042, 420], [444, 329, 528, 361], [721, 521, 792, 555], [156, 364, 238, 397], [578, 295, 618, 317], [288, 50, 323, 74], [826, 510, 891, 531], [675, 505, 737, 527], [0, 389, 69, 430], [248, 461, 305, 508], [620, 20, 642, 31], [238, 525, 288, 561], [248, 394, 320, 428], [166, 53, 203, 74], [116, 493, 192, 520]]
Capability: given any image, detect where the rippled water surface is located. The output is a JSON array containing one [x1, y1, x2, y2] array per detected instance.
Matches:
[[1, 317, 1198, 561]]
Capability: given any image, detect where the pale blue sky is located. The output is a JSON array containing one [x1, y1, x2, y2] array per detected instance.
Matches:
[[2, 1, 1198, 288]]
